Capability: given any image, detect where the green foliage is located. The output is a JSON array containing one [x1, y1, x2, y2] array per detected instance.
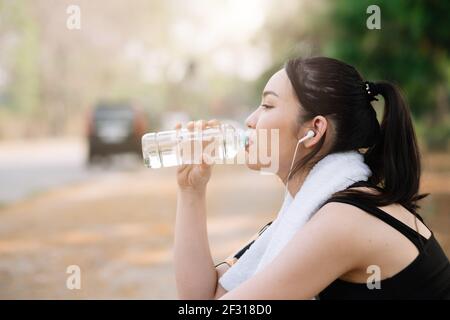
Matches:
[[426, 119, 450, 151], [324, 0, 450, 118], [3, 1, 40, 114]]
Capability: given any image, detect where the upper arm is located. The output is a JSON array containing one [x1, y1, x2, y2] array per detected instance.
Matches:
[[219, 203, 363, 299]]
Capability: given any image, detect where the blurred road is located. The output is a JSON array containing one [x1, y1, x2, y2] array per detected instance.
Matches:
[[0, 139, 448, 299], [0, 167, 283, 299], [0, 138, 141, 204], [0, 138, 284, 298]]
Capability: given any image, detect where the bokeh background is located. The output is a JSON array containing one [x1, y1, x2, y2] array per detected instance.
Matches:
[[0, 0, 448, 299]]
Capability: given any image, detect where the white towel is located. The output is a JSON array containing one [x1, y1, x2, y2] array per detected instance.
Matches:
[[219, 150, 372, 291]]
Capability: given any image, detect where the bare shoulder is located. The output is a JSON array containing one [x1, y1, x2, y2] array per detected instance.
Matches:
[[312, 186, 380, 227], [310, 194, 392, 247], [313, 200, 370, 225], [313, 189, 384, 235], [305, 201, 370, 245], [316, 186, 431, 240], [309, 200, 384, 267], [311, 188, 432, 282]]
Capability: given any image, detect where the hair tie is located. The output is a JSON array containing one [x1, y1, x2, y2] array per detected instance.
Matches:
[[364, 81, 379, 102]]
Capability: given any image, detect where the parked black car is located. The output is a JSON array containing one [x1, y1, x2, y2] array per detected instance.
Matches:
[[86, 102, 148, 164]]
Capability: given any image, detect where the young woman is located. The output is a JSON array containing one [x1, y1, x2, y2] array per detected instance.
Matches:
[[173, 57, 450, 299]]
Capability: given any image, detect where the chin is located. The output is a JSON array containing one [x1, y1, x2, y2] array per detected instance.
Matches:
[[244, 149, 260, 171], [245, 162, 261, 171], [244, 158, 278, 173]]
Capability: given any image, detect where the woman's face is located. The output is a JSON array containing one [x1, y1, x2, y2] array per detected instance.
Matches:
[[245, 69, 328, 180]]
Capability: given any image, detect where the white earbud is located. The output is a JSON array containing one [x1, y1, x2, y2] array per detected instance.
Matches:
[[297, 130, 316, 144]]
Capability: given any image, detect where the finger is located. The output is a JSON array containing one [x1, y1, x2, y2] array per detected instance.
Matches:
[[194, 121, 206, 154], [197, 119, 211, 151], [207, 119, 220, 128], [205, 119, 219, 149], [195, 119, 206, 131], [201, 153, 213, 169], [187, 121, 195, 131], [177, 163, 189, 174]]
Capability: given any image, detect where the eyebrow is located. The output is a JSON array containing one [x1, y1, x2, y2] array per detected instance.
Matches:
[[262, 90, 279, 98]]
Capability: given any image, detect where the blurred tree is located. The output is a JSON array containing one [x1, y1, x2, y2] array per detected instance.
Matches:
[[4, 1, 40, 116], [256, 0, 449, 149], [251, 1, 330, 105], [324, 0, 449, 120]]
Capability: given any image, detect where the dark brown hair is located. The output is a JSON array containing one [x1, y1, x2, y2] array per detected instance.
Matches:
[[284, 56, 428, 212]]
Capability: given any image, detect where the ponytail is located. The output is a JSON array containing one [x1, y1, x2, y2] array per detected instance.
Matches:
[[284, 57, 428, 213], [364, 81, 429, 212]]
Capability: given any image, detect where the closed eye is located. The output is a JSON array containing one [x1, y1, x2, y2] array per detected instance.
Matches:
[[261, 104, 274, 109]]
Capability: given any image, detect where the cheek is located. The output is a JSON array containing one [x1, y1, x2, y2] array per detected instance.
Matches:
[[255, 112, 276, 131], [255, 109, 291, 137], [280, 140, 297, 170], [255, 114, 278, 155], [255, 112, 296, 161]]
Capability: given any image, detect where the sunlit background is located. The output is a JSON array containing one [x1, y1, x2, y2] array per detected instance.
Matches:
[[0, 0, 448, 299]]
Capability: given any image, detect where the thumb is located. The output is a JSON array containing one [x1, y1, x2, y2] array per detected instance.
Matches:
[[201, 153, 214, 169]]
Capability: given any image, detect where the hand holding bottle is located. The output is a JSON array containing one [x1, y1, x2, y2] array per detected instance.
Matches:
[[175, 119, 219, 193]]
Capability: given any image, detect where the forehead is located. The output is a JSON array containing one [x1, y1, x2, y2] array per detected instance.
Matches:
[[263, 69, 295, 99]]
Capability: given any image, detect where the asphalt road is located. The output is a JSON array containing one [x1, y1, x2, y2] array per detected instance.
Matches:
[[0, 138, 142, 204]]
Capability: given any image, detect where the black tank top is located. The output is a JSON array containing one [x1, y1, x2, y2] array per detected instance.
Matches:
[[226, 181, 450, 299], [318, 181, 450, 300]]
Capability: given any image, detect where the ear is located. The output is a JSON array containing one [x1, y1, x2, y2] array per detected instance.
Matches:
[[302, 116, 328, 148]]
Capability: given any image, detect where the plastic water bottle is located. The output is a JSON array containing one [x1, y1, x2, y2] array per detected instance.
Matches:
[[141, 123, 250, 168]]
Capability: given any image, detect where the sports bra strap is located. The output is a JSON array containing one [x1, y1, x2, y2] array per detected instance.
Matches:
[[345, 180, 426, 223], [322, 196, 428, 251]]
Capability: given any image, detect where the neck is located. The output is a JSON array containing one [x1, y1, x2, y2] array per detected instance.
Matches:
[[283, 168, 310, 198]]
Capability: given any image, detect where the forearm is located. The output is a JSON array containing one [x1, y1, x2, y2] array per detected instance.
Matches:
[[174, 189, 217, 299]]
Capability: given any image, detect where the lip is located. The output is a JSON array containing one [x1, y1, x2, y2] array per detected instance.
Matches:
[[245, 138, 253, 152], [245, 139, 253, 152]]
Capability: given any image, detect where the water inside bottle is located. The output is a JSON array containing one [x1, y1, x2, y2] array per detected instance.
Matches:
[[142, 124, 245, 168]]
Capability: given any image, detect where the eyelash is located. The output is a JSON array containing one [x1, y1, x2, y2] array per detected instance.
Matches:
[[261, 104, 274, 109]]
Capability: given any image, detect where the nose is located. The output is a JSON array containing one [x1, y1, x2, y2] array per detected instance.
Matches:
[[245, 109, 258, 129]]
